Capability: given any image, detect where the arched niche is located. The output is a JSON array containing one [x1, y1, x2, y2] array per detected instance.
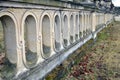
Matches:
[[0, 15, 17, 64], [86, 14, 89, 35], [83, 14, 86, 37], [24, 15, 37, 67], [0, 15, 17, 78], [75, 15, 79, 40], [88, 15, 92, 34], [70, 15, 74, 43], [62, 15, 69, 47], [42, 15, 51, 58], [54, 15, 61, 51], [79, 14, 82, 38]]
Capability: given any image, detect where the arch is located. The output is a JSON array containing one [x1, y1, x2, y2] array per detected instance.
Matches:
[[70, 14, 74, 43], [85, 14, 87, 36], [24, 15, 37, 67], [54, 15, 61, 51], [89, 14, 92, 34], [62, 15, 69, 47], [0, 12, 18, 78], [41, 14, 51, 58], [0, 12, 18, 64], [79, 14, 82, 38], [83, 14, 86, 37], [21, 11, 38, 68], [89, 14, 91, 33], [75, 14, 79, 40], [86, 14, 89, 35]]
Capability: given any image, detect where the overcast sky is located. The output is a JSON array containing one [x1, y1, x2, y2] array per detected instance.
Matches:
[[112, 0, 120, 6]]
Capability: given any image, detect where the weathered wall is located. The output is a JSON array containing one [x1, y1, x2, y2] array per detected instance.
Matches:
[[0, 1, 114, 80]]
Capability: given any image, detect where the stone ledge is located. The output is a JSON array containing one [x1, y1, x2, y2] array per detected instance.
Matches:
[[0, 1, 84, 10]]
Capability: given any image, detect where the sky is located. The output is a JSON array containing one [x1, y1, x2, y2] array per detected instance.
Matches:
[[112, 0, 120, 7]]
